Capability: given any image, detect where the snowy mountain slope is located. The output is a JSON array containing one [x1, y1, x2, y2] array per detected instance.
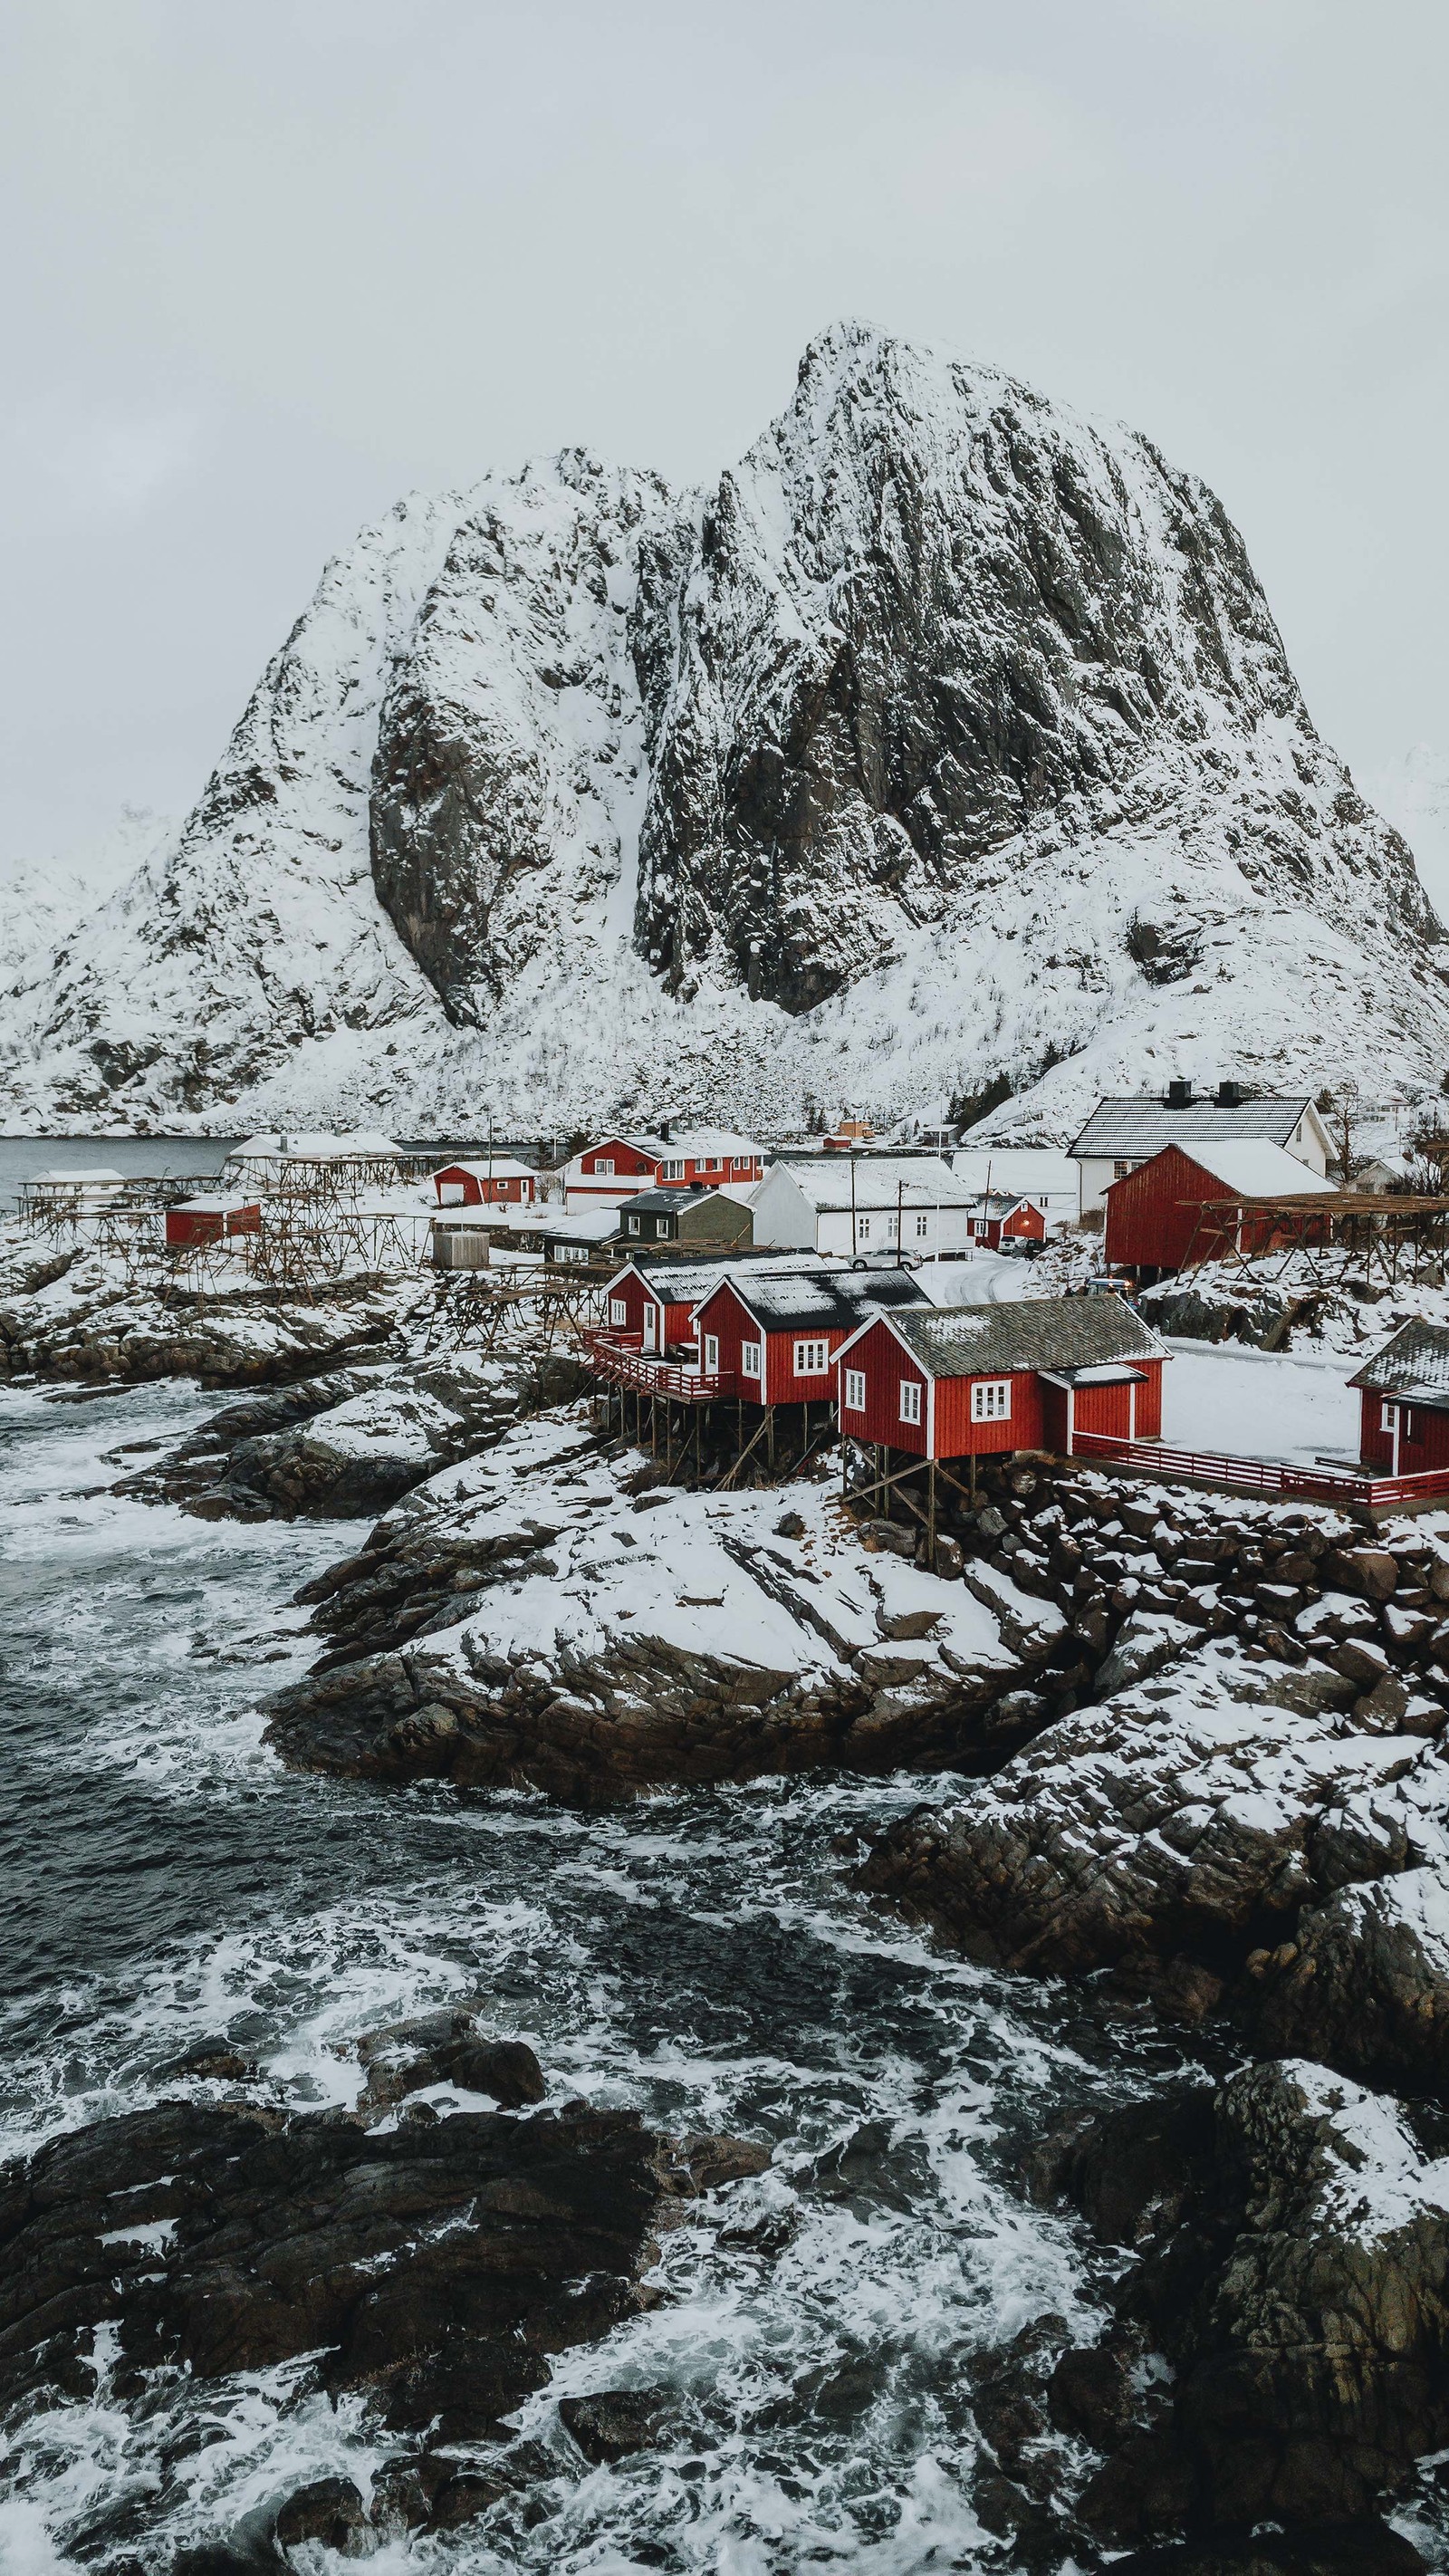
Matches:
[[2, 321, 1445, 1137]]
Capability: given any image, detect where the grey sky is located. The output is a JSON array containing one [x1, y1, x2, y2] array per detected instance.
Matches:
[[3, 0, 1446, 885]]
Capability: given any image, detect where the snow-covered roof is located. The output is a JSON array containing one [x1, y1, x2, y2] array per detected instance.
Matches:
[[856, 1293, 1166, 1380], [1137, 1139, 1332, 1199], [660, 1129, 762, 1157], [544, 1207, 620, 1240], [170, 1193, 259, 1213], [31, 1167, 125, 1184], [1350, 1322, 1449, 1408], [1070, 1097, 1314, 1158], [706, 1267, 929, 1334], [226, 1129, 401, 1160], [619, 1254, 822, 1304], [434, 1157, 537, 1182], [970, 1192, 1042, 1217], [771, 1154, 974, 1210], [952, 1149, 1077, 1201]]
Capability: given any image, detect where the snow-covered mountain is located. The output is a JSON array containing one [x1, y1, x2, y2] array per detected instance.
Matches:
[[4, 321, 1445, 1139]]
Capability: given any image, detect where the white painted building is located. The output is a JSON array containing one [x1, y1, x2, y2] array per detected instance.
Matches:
[[748, 1155, 978, 1259]]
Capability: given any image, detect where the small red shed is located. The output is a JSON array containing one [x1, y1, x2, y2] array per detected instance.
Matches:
[[1350, 1323, 1449, 1477], [834, 1293, 1166, 1460], [1103, 1139, 1331, 1282], [432, 1158, 538, 1207], [967, 1194, 1047, 1252], [690, 1265, 929, 1405], [165, 1196, 263, 1248]]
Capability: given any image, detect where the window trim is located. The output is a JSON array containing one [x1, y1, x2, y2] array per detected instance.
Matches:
[[609, 1297, 627, 1326], [843, 1368, 866, 1412], [793, 1337, 830, 1377], [971, 1378, 1012, 1423], [1381, 1400, 1400, 1432], [595, 1156, 615, 1177], [899, 1379, 922, 1426], [741, 1340, 763, 1379], [627, 1215, 640, 1235]]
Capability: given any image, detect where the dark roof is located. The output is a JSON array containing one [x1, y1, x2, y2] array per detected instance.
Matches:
[[619, 1187, 707, 1216], [707, 1267, 930, 1335], [868, 1293, 1166, 1381], [1069, 1096, 1315, 1159], [1349, 1322, 1449, 1409]]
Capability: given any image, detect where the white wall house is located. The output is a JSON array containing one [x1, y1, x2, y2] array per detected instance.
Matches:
[[1069, 1088, 1331, 1217], [748, 1155, 977, 1258]]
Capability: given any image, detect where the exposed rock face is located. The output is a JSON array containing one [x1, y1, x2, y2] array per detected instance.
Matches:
[[1038, 2062, 1449, 2537], [1253, 1868, 1449, 2088], [2, 323, 1444, 1134], [0, 1239, 412, 1385], [0, 2096, 763, 2438]]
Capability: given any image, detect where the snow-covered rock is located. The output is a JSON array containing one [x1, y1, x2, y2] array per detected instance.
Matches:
[[3, 322, 1445, 1136]]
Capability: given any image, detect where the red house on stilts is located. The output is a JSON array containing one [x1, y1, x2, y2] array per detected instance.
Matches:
[[1351, 1323, 1449, 1477], [834, 1293, 1167, 1466], [690, 1265, 928, 1405]]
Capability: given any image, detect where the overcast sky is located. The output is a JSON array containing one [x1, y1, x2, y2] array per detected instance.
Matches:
[[3, 0, 1446, 887]]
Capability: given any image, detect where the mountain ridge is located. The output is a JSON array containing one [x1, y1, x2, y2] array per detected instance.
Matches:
[[3, 320, 1444, 1139]]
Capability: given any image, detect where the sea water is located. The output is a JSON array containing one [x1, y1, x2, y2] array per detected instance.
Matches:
[[0, 1375, 1200, 2573]]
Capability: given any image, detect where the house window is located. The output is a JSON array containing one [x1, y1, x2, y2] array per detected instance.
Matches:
[[701, 1157, 720, 1172], [704, 1334, 720, 1372], [844, 1369, 866, 1411], [733, 1157, 749, 1174], [915, 1215, 928, 1238], [973, 1219, 986, 1239], [857, 1216, 871, 1242], [742, 1341, 762, 1379], [662, 1158, 685, 1181], [628, 1216, 640, 1235], [655, 1217, 670, 1237], [596, 1158, 615, 1176], [609, 1297, 627, 1326], [1113, 1159, 1130, 1178], [971, 1379, 1012, 1422], [1381, 1401, 1400, 1433], [794, 1338, 829, 1375], [899, 1379, 922, 1425], [557, 1244, 583, 1264]]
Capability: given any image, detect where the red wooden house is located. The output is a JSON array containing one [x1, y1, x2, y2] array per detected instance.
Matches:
[[690, 1266, 929, 1405], [431, 1158, 538, 1207], [833, 1293, 1166, 1460], [602, 1258, 743, 1357], [165, 1195, 262, 1248], [967, 1194, 1047, 1252], [564, 1129, 764, 1209], [1103, 1139, 1331, 1283], [1350, 1323, 1449, 1477]]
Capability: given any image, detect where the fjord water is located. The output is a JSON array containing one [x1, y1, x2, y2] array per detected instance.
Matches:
[[2, 1375, 1177, 2573]]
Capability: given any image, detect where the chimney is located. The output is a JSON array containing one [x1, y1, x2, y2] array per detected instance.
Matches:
[[1165, 1079, 1194, 1110], [658, 1119, 671, 1143], [1215, 1079, 1243, 1109]]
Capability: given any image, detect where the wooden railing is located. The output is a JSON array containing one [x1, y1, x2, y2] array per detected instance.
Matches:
[[1070, 1431, 1449, 1510], [583, 1332, 730, 1402]]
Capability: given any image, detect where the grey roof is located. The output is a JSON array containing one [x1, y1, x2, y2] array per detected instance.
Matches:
[[618, 1187, 734, 1217], [621, 1254, 819, 1302], [1349, 1322, 1449, 1408], [872, 1293, 1167, 1381], [717, 1267, 930, 1335], [1069, 1096, 1314, 1159]]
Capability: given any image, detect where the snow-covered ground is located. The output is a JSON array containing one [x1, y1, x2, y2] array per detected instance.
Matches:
[[1160, 1337, 1361, 1465]]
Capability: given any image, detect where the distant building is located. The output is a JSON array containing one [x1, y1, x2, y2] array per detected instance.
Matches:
[[617, 1184, 753, 1250], [951, 1147, 1077, 1227], [563, 1129, 764, 1209], [965, 1194, 1047, 1252], [1103, 1139, 1331, 1281], [691, 1265, 927, 1406], [1069, 1084, 1330, 1216], [749, 1154, 975, 1259], [834, 1294, 1167, 1460], [1351, 1323, 1449, 1477], [541, 1208, 621, 1264], [165, 1195, 262, 1248]]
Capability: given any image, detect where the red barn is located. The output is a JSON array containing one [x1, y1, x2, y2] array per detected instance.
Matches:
[[1103, 1139, 1331, 1283], [165, 1195, 262, 1248], [1350, 1323, 1449, 1476], [691, 1266, 929, 1404], [432, 1158, 538, 1207], [834, 1294, 1166, 1459], [564, 1129, 764, 1209], [966, 1194, 1047, 1252]]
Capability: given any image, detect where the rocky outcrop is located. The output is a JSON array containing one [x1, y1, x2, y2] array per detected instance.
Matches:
[[1034, 2062, 1449, 2540], [126, 1346, 590, 1519], [0, 1240, 411, 1386], [3, 325, 1444, 1137], [1252, 1868, 1449, 2089]]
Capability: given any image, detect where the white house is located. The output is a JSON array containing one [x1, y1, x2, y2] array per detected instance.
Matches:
[[951, 1147, 1078, 1229], [748, 1155, 977, 1259], [1068, 1083, 1331, 1217]]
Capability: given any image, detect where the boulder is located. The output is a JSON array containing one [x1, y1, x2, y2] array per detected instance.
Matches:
[[558, 2387, 671, 2462], [1253, 1868, 1449, 2088]]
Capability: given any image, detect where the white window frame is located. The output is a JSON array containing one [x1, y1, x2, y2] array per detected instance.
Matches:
[[1381, 1400, 1400, 1432], [701, 1157, 720, 1172], [857, 1216, 872, 1242], [971, 1379, 1012, 1423], [844, 1368, 866, 1412], [661, 1158, 685, 1181], [596, 1157, 615, 1176], [915, 1214, 928, 1239], [438, 1181, 465, 1204], [899, 1379, 922, 1425], [627, 1215, 640, 1235], [741, 1340, 763, 1379], [655, 1217, 670, 1237], [793, 1337, 830, 1376], [704, 1333, 720, 1372], [732, 1157, 750, 1174], [609, 1296, 627, 1326]]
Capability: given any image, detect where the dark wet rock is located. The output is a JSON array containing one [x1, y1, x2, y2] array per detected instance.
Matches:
[[1041, 2062, 1449, 2537], [1252, 1868, 1449, 2091], [0, 2097, 760, 2442], [558, 2387, 671, 2463], [357, 2011, 545, 2114], [0, 1264, 407, 1387], [1109, 2527, 1427, 2576], [273, 2476, 369, 2554]]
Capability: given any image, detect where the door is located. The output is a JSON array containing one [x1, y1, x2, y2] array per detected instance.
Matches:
[[642, 1302, 658, 1351]]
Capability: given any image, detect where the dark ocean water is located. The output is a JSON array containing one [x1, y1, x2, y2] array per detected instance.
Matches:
[[0, 1373, 1203, 2573]]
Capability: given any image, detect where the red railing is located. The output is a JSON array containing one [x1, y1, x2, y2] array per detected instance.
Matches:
[[1070, 1431, 1449, 1510], [583, 1332, 730, 1402]]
